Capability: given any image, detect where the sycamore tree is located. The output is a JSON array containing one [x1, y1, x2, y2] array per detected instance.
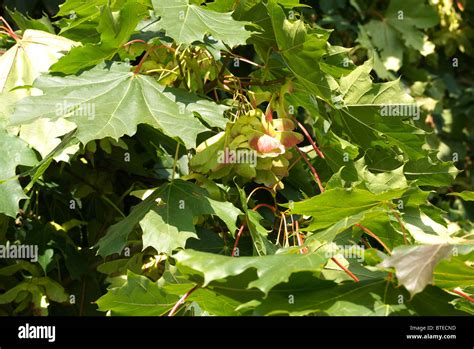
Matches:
[[0, 0, 472, 316]]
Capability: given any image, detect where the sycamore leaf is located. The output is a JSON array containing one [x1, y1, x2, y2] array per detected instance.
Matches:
[[286, 187, 406, 231], [0, 29, 76, 122], [7, 9, 55, 33], [243, 274, 464, 316], [0, 131, 37, 217], [246, 277, 407, 316], [434, 256, 474, 289], [0, 277, 68, 304], [305, 207, 389, 245], [160, 264, 243, 315], [96, 186, 166, 257], [153, 0, 252, 47], [11, 63, 223, 148], [327, 157, 408, 194], [0, 29, 80, 160], [403, 208, 464, 245], [337, 59, 428, 160], [56, 0, 108, 36], [447, 191, 474, 201], [96, 180, 242, 256], [378, 244, 454, 296], [358, 0, 438, 73], [265, 1, 335, 101], [356, 24, 394, 80], [173, 248, 328, 295], [236, 185, 277, 256], [139, 180, 242, 255], [97, 269, 244, 316], [96, 271, 178, 316], [404, 157, 459, 187], [51, 0, 147, 74]]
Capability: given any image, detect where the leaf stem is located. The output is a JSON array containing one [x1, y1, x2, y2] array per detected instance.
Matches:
[[295, 147, 325, 193], [133, 49, 150, 75], [231, 223, 246, 257], [168, 284, 200, 316], [171, 143, 180, 180], [452, 289, 474, 303], [292, 117, 325, 159], [331, 257, 360, 282], [0, 17, 21, 41], [388, 204, 408, 244], [231, 203, 277, 256], [355, 223, 392, 254]]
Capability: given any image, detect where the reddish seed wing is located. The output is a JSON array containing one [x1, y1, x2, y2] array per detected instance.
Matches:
[[250, 134, 283, 153]]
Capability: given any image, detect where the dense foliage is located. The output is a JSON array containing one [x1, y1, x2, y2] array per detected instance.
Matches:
[[0, 0, 473, 316]]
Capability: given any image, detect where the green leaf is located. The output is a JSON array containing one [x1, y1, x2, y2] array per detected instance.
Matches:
[[12, 63, 213, 148], [286, 187, 406, 231], [448, 191, 474, 201], [96, 271, 178, 316], [402, 207, 465, 245], [356, 24, 394, 80], [0, 29, 76, 123], [51, 0, 148, 74], [96, 180, 242, 256], [404, 157, 459, 187], [153, 0, 252, 47], [160, 265, 244, 315], [0, 131, 37, 217], [327, 158, 408, 194], [96, 186, 166, 257], [7, 9, 55, 33], [358, 0, 438, 73], [140, 180, 242, 255], [266, 1, 335, 101], [337, 60, 428, 161], [305, 207, 387, 244], [0, 29, 79, 159], [434, 256, 474, 289], [0, 277, 68, 304], [236, 184, 277, 256], [245, 276, 409, 316], [378, 244, 454, 296], [173, 248, 328, 295]]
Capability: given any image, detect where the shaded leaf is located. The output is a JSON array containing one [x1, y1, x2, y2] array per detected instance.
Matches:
[[378, 244, 454, 296]]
